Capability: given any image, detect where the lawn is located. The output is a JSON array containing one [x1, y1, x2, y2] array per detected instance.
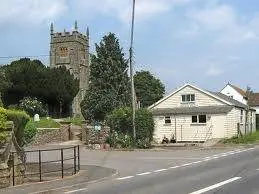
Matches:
[[35, 117, 60, 128], [64, 116, 83, 126], [222, 130, 259, 144]]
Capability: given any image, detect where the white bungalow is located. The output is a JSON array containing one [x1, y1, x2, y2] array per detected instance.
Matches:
[[149, 84, 256, 143]]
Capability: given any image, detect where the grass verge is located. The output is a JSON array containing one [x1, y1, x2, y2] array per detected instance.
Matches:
[[35, 117, 60, 128], [64, 116, 83, 126], [221, 131, 259, 144]]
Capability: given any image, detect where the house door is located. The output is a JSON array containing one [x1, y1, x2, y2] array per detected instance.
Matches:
[[210, 115, 225, 138]]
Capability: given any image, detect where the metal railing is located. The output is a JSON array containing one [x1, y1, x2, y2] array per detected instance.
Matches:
[[0, 145, 80, 186]]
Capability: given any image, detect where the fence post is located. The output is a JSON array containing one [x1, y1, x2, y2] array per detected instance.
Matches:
[[12, 153, 15, 186], [61, 148, 64, 178], [74, 146, 76, 174], [39, 150, 42, 182], [77, 145, 80, 172]]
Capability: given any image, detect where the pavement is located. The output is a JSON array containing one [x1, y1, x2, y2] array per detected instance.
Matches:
[[2, 144, 259, 194], [0, 165, 117, 194]]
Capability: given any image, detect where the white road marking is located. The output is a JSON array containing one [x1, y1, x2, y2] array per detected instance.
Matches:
[[169, 165, 180, 169], [192, 161, 202, 164], [115, 148, 254, 182], [116, 176, 134, 180], [154, 168, 168, 172], [136, 172, 152, 176], [64, 188, 88, 193], [139, 157, 202, 160], [181, 163, 193, 167], [189, 177, 241, 194]]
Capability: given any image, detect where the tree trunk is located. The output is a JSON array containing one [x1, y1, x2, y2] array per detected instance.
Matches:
[[59, 101, 63, 118]]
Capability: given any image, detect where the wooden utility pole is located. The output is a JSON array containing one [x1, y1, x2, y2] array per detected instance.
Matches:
[[130, 0, 136, 140]]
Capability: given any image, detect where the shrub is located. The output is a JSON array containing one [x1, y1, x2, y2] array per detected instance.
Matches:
[[24, 120, 37, 145], [135, 108, 154, 148], [6, 109, 30, 146], [19, 97, 48, 117], [0, 107, 7, 130], [106, 107, 154, 148], [0, 93, 3, 107], [105, 131, 133, 148], [106, 107, 132, 135], [8, 104, 20, 110], [0, 131, 9, 147]]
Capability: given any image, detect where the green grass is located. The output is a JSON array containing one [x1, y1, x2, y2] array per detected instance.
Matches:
[[222, 131, 259, 144], [35, 117, 60, 128], [64, 116, 83, 126]]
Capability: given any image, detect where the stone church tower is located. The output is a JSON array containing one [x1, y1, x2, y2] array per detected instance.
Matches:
[[49, 21, 90, 116]]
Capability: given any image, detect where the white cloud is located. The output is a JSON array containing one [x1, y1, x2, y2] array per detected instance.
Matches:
[[205, 64, 223, 77], [181, 1, 259, 44], [187, 4, 236, 31], [0, 0, 68, 25], [76, 0, 195, 23]]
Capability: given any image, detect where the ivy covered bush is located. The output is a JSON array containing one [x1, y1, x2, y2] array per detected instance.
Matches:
[[0, 107, 7, 130], [0, 108, 8, 146], [19, 97, 48, 117], [23, 120, 37, 145], [106, 107, 154, 148], [6, 109, 30, 146]]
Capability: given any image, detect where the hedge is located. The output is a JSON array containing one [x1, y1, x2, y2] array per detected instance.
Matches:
[[24, 119, 37, 145], [106, 107, 154, 148], [0, 107, 7, 130], [6, 109, 30, 146]]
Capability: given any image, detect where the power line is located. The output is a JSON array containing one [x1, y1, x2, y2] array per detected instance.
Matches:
[[0, 55, 49, 59]]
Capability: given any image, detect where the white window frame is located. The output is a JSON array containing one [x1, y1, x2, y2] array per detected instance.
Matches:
[[240, 110, 243, 124], [181, 94, 195, 103], [164, 116, 171, 124], [192, 115, 207, 124]]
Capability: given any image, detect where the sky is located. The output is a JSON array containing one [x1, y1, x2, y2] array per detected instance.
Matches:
[[1, 0, 259, 93]]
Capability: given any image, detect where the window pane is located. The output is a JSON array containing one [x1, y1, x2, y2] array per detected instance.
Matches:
[[186, 95, 190, 101], [165, 116, 171, 124], [191, 94, 195, 101], [199, 115, 206, 123], [192, 116, 197, 123], [182, 95, 186, 102]]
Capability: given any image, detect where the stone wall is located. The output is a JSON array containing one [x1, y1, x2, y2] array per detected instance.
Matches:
[[0, 121, 25, 188], [82, 121, 110, 149], [32, 122, 72, 146]]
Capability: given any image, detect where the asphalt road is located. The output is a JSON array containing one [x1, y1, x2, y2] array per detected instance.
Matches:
[[57, 146, 259, 194]]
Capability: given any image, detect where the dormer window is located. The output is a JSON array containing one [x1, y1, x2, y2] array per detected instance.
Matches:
[[182, 94, 195, 102]]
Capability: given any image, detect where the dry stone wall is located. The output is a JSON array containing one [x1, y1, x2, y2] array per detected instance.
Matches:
[[82, 121, 110, 149], [0, 121, 25, 188], [32, 122, 72, 146]]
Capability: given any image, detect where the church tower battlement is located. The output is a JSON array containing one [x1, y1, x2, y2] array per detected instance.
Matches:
[[50, 21, 90, 116]]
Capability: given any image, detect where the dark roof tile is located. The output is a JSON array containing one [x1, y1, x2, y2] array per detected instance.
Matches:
[[151, 105, 233, 115]]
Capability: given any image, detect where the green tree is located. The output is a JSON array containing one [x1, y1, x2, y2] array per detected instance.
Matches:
[[45, 66, 79, 117], [2, 58, 46, 105], [106, 107, 154, 148], [2, 58, 79, 117], [0, 69, 11, 107], [134, 71, 165, 107], [81, 33, 130, 121]]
